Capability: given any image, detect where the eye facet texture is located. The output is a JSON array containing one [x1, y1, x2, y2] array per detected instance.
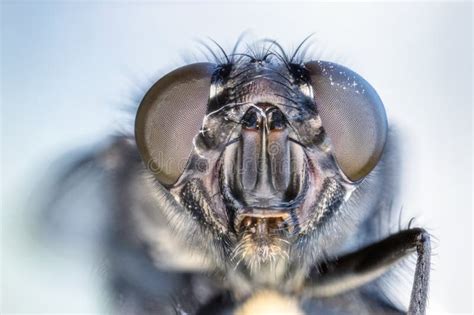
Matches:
[[305, 61, 388, 181], [135, 63, 216, 186]]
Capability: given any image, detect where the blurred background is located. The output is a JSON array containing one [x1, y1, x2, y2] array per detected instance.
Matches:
[[1, 1, 472, 314]]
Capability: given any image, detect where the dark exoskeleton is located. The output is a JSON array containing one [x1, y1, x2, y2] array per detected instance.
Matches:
[[42, 41, 431, 315]]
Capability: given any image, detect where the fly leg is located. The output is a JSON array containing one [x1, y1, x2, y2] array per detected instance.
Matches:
[[305, 228, 431, 315]]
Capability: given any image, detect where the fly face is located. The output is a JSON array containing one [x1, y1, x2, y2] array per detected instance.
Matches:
[[135, 56, 388, 271]]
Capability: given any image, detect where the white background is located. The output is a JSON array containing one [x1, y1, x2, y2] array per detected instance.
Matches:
[[1, 1, 472, 314]]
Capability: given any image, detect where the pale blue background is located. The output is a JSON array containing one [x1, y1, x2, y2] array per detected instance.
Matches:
[[1, 1, 472, 314]]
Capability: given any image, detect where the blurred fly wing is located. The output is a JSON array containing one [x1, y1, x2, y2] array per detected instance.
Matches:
[[35, 135, 220, 314], [36, 137, 135, 248]]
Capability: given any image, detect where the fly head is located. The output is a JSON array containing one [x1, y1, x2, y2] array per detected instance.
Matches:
[[135, 53, 388, 272]]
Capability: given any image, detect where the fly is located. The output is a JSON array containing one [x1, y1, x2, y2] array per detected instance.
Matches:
[[43, 38, 431, 315]]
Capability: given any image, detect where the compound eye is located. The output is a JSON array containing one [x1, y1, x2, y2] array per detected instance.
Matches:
[[135, 63, 216, 186], [305, 61, 388, 182]]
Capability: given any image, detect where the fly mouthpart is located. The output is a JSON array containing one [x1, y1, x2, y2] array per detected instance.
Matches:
[[234, 210, 294, 235]]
